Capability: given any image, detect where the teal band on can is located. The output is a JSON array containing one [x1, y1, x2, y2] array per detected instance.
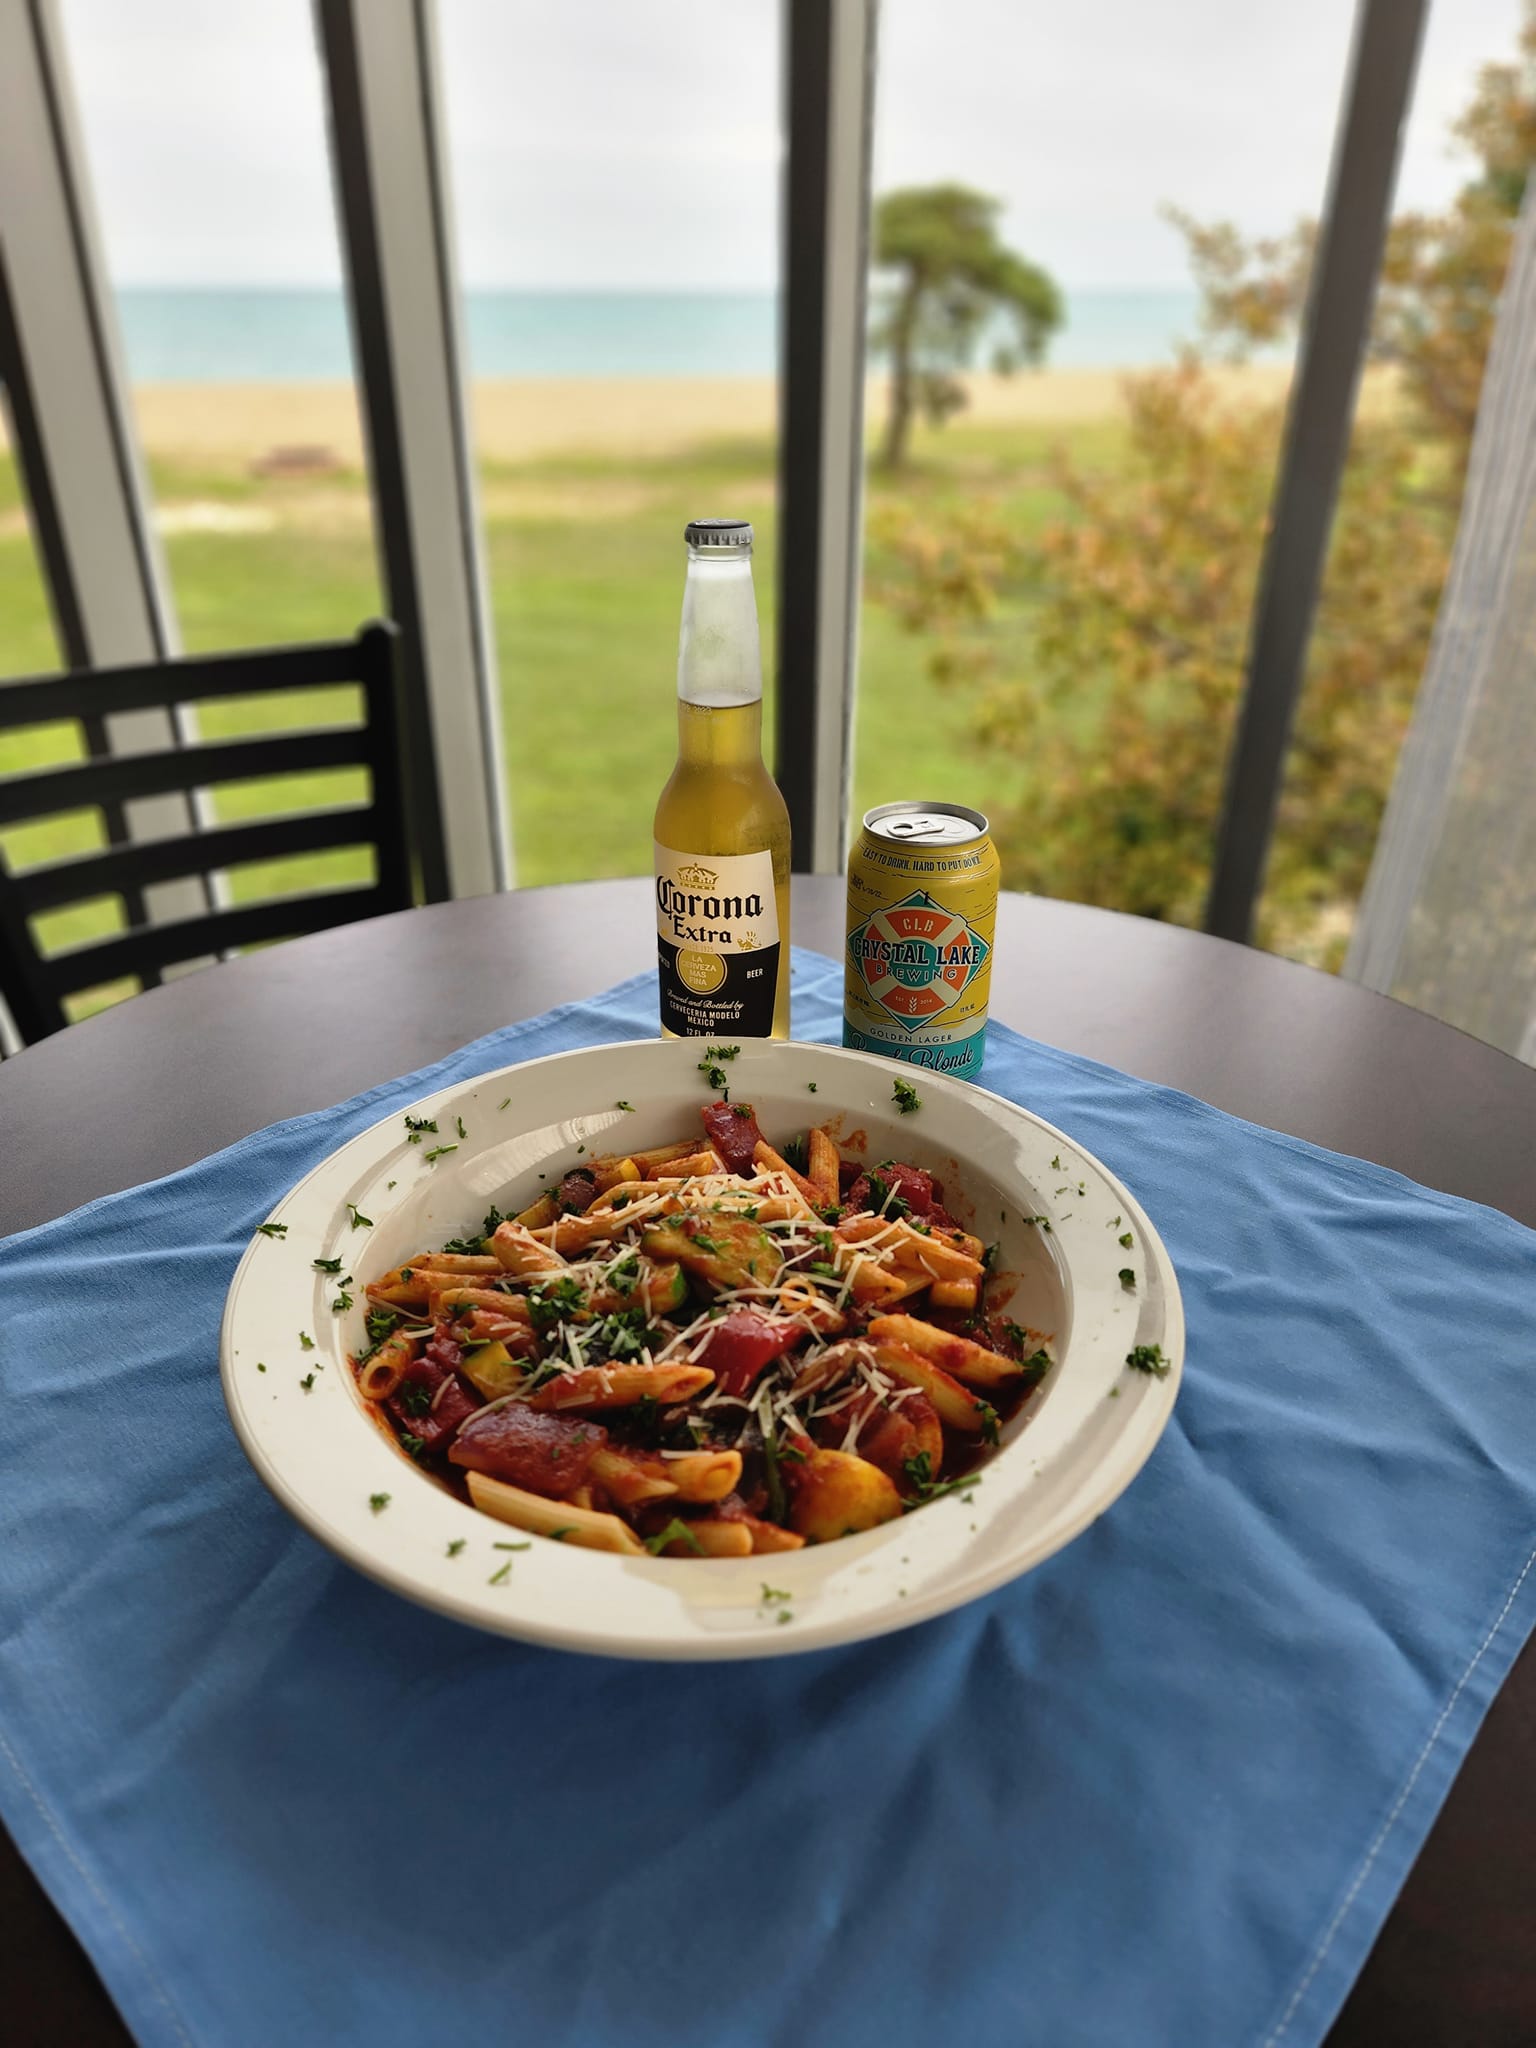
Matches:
[[842, 1020, 987, 1081]]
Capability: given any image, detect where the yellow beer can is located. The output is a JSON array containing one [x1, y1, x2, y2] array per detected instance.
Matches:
[[843, 802, 999, 1080]]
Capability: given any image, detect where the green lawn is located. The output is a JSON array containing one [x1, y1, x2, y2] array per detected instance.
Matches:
[[0, 408, 1095, 1016]]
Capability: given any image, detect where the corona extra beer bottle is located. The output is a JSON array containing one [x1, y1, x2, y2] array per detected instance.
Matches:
[[654, 519, 791, 1038]]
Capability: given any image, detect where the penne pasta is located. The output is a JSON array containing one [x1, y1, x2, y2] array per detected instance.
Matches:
[[355, 1097, 1044, 1556], [806, 1126, 841, 1205], [868, 1313, 1024, 1388], [527, 1362, 715, 1411], [589, 1446, 680, 1507], [739, 1515, 806, 1554], [429, 1286, 533, 1321], [647, 1448, 742, 1503], [357, 1329, 422, 1402], [872, 1339, 997, 1433], [653, 1519, 754, 1558], [752, 1140, 823, 1207], [490, 1220, 567, 1276], [465, 1471, 647, 1554]]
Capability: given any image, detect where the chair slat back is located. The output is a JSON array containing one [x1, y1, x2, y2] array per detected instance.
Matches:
[[0, 621, 419, 1042]]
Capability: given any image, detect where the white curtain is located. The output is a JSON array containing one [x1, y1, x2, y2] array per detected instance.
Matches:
[[1346, 181, 1536, 1062]]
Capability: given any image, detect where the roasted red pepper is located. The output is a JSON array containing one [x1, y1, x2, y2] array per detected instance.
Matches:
[[450, 1403, 607, 1497], [701, 1099, 763, 1175], [696, 1307, 799, 1396]]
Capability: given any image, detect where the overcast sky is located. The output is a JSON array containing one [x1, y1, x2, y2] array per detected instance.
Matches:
[[60, 0, 1526, 291]]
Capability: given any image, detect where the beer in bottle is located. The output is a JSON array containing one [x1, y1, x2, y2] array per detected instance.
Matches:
[[654, 519, 791, 1038]]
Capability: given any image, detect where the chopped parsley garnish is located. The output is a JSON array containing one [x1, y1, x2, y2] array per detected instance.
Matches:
[[902, 1449, 982, 1504], [704, 1044, 740, 1061], [313, 1256, 344, 1274], [256, 1362, 266, 1373], [1126, 1344, 1170, 1378], [493, 1540, 532, 1552], [346, 1203, 373, 1230], [616, 1100, 634, 1112], [700, 1066, 729, 1092], [404, 1116, 438, 1135], [364, 1306, 402, 1353], [299, 1331, 315, 1350], [399, 1432, 426, 1458], [1119, 1268, 1136, 1289], [446, 1539, 466, 1557], [892, 1077, 922, 1115], [456, 1116, 467, 1140], [1051, 1155, 1062, 1171], [400, 1381, 433, 1416], [331, 1287, 354, 1313], [499, 1097, 511, 1110], [1020, 1347, 1052, 1386], [255, 1222, 287, 1239], [549, 1527, 576, 1541], [644, 1518, 705, 1555], [975, 1401, 1001, 1445], [982, 1241, 999, 1272], [782, 1134, 810, 1174], [1119, 1232, 1134, 1248], [369, 1492, 390, 1513], [730, 1103, 753, 1118], [760, 1584, 793, 1604], [586, 1307, 651, 1362], [807, 1081, 818, 1093], [488, 1560, 512, 1585], [776, 1609, 793, 1625], [808, 1260, 839, 1278], [527, 1275, 587, 1333], [423, 1145, 459, 1164]]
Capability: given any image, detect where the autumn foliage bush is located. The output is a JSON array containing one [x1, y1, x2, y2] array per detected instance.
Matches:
[[873, 10, 1536, 964]]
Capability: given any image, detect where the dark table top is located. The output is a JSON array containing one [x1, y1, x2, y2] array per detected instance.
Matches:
[[2, 878, 1533, 2047]]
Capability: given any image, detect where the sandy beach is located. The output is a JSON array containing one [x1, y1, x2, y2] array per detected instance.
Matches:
[[16, 362, 1320, 467]]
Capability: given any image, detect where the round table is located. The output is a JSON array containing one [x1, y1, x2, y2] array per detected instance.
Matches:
[[3, 878, 1533, 2048]]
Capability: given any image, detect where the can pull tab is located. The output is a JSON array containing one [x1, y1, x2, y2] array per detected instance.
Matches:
[[888, 815, 947, 839]]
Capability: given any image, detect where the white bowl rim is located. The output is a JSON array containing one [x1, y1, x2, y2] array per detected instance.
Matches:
[[220, 1036, 1183, 1659]]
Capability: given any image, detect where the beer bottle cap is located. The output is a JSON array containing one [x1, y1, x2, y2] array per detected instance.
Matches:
[[684, 518, 754, 552]]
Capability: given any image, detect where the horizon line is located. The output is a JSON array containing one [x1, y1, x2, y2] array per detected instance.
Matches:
[[110, 278, 1201, 298]]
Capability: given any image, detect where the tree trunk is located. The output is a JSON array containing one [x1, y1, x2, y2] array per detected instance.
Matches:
[[881, 281, 921, 469]]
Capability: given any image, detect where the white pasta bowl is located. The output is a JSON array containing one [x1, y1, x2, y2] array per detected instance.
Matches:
[[220, 1037, 1182, 1659]]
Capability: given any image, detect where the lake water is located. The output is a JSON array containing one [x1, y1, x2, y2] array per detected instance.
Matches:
[[113, 286, 1209, 383]]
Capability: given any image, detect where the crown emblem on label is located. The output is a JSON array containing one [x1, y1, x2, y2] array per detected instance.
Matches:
[[676, 861, 718, 889]]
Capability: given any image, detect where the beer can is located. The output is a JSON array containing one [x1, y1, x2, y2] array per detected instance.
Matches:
[[844, 802, 999, 1081]]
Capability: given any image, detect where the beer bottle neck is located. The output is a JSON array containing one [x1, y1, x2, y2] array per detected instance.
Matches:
[[677, 550, 762, 710], [676, 692, 764, 767]]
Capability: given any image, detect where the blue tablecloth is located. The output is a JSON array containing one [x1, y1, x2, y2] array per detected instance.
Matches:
[[1, 949, 1533, 2048]]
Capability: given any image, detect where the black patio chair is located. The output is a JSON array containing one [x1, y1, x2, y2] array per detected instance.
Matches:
[[0, 619, 440, 1045]]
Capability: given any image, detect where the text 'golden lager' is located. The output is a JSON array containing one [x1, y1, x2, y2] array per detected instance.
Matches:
[[654, 519, 791, 1038], [844, 802, 998, 1079]]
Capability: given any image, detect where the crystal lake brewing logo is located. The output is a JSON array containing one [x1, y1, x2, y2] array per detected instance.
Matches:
[[848, 889, 990, 1027]]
